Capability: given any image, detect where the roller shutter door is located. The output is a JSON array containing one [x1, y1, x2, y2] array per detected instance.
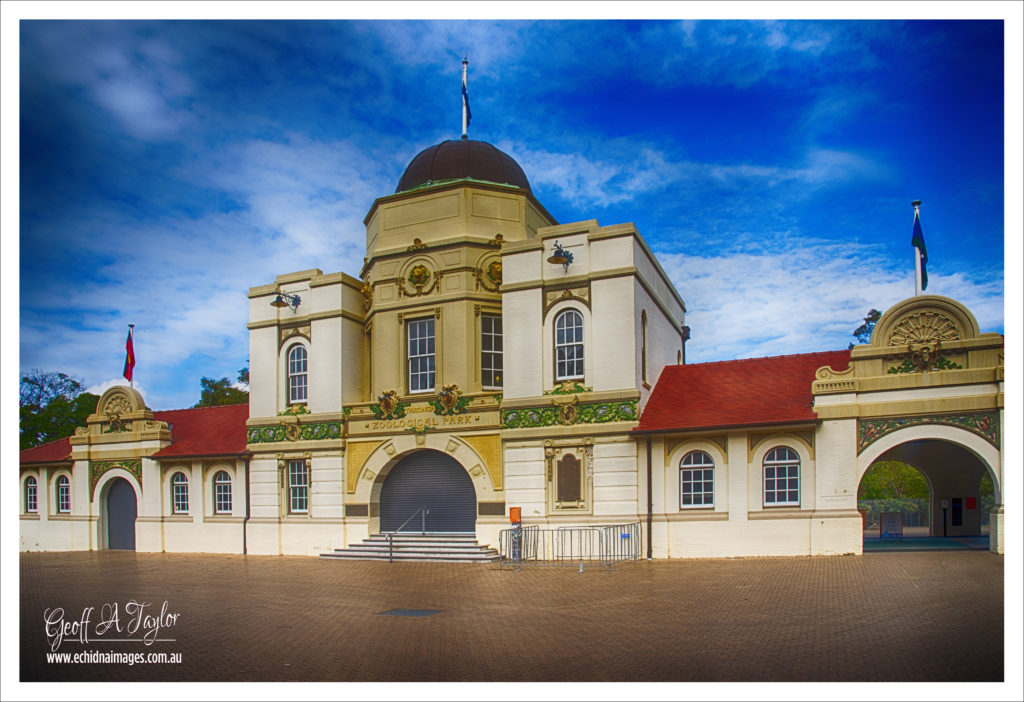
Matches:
[[379, 450, 476, 532]]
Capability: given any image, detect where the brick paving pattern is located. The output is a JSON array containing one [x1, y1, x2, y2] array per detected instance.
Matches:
[[20, 551, 1003, 682]]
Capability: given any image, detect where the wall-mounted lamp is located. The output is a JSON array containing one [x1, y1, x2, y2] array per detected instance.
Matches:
[[270, 290, 302, 311], [547, 241, 574, 273]]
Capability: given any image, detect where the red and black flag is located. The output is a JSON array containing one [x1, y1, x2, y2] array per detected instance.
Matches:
[[123, 326, 135, 382]]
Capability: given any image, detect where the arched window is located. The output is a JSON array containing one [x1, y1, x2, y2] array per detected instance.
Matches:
[[25, 476, 38, 513], [56, 475, 71, 513], [680, 451, 714, 508], [641, 310, 648, 383], [554, 309, 584, 381], [763, 447, 800, 506], [171, 472, 189, 514], [213, 471, 232, 514], [287, 345, 308, 404]]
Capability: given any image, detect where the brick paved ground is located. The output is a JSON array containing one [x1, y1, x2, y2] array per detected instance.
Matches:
[[20, 551, 1003, 682]]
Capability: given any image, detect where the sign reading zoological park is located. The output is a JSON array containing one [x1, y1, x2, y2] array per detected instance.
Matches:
[[351, 404, 498, 434]]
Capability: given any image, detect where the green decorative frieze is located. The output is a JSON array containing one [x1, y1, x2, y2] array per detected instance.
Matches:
[[247, 422, 343, 444], [857, 411, 999, 454], [277, 404, 311, 416], [503, 400, 637, 429], [90, 459, 142, 494]]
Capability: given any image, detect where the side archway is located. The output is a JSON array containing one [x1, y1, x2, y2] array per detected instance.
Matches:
[[102, 477, 138, 550], [857, 426, 1001, 547]]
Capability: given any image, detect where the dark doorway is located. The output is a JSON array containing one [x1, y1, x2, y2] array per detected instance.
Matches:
[[379, 450, 476, 532], [106, 478, 137, 550]]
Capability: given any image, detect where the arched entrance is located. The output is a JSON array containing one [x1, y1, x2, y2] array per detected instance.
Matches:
[[106, 478, 138, 550], [859, 438, 997, 550], [378, 450, 476, 532]]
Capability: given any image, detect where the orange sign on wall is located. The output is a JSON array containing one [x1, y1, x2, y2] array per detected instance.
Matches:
[[509, 507, 521, 523]]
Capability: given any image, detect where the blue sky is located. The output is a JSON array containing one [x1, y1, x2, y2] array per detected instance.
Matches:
[[7, 10, 1020, 411]]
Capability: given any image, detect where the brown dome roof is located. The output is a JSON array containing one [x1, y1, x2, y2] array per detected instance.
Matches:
[[396, 139, 530, 193]]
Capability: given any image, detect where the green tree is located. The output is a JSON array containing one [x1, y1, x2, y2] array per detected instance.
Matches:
[[850, 308, 882, 348], [858, 460, 929, 500], [194, 367, 249, 407], [19, 370, 99, 450]]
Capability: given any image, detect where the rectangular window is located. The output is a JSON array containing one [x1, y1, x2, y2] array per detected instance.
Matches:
[[288, 460, 309, 514], [407, 318, 436, 393], [481, 314, 503, 388], [214, 477, 232, 514], [172, 477, 189, 514], [764, 464, 800, 506], [681, 468, 714, 507], [26, 481, 38, 513], [57, 479, 71, 513]]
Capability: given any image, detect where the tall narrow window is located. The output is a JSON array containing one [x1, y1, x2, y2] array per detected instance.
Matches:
[[288, 345, 308, 404], [680, 451, 714, 508], [407, 318, 436, 393], [481, 314, 503, 388], [56, 475, 71, 513], [763, 447, 800, 506], [214, 471, 232, 514], [641, 310, 648, 383], [554, 309, 584, 381], [25, 476, 38, 513], [171, 472, 189, 514], [288, 459, 309, 514]]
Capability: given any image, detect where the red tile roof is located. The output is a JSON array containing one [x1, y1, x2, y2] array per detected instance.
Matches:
[[149, 403, 250, 458], [635, 350, 851, 433], [19, 436, 73, 464], [20, 403, 250, 464]]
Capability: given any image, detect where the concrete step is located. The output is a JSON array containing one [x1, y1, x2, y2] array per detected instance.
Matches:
[[320, 533, 499, 562], [343, 544, 496, 553], [319, 553, 500, 562]]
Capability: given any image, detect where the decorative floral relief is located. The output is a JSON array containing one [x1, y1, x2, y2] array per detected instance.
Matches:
[[90, 459, 142, 494], [857, 411, 999, 453], [544, 380, 591, 396], [888, 312, 961, 346]]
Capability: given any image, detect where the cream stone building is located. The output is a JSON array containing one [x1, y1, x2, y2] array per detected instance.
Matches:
[[20, 139, 1005, 558]]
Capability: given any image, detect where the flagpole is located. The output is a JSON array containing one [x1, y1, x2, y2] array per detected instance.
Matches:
[[128, 324, 135, 389], [912, 200, 922, 296], [461, 57, 469, 140]]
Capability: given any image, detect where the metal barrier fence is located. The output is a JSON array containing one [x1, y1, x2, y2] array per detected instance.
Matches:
[[498, 522, 642, 570]]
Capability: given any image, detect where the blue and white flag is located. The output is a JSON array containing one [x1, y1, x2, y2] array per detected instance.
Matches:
[[912, 209, 928, 290], [462, 71, 472, 128]]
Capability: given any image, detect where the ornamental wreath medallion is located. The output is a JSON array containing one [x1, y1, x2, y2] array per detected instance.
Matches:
[[408, 264, 430, 288], [431, 384, 470, 415], [373, 390, 406, 420], [398, 264, 438, 297], [486, 260, 502, 286]]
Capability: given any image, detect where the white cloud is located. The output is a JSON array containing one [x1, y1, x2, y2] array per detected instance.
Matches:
[[509, 140, 885, 211], [657, 244, 1004, 363]]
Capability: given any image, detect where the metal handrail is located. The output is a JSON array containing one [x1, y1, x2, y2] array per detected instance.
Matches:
[[386, 506, 429, 562]]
